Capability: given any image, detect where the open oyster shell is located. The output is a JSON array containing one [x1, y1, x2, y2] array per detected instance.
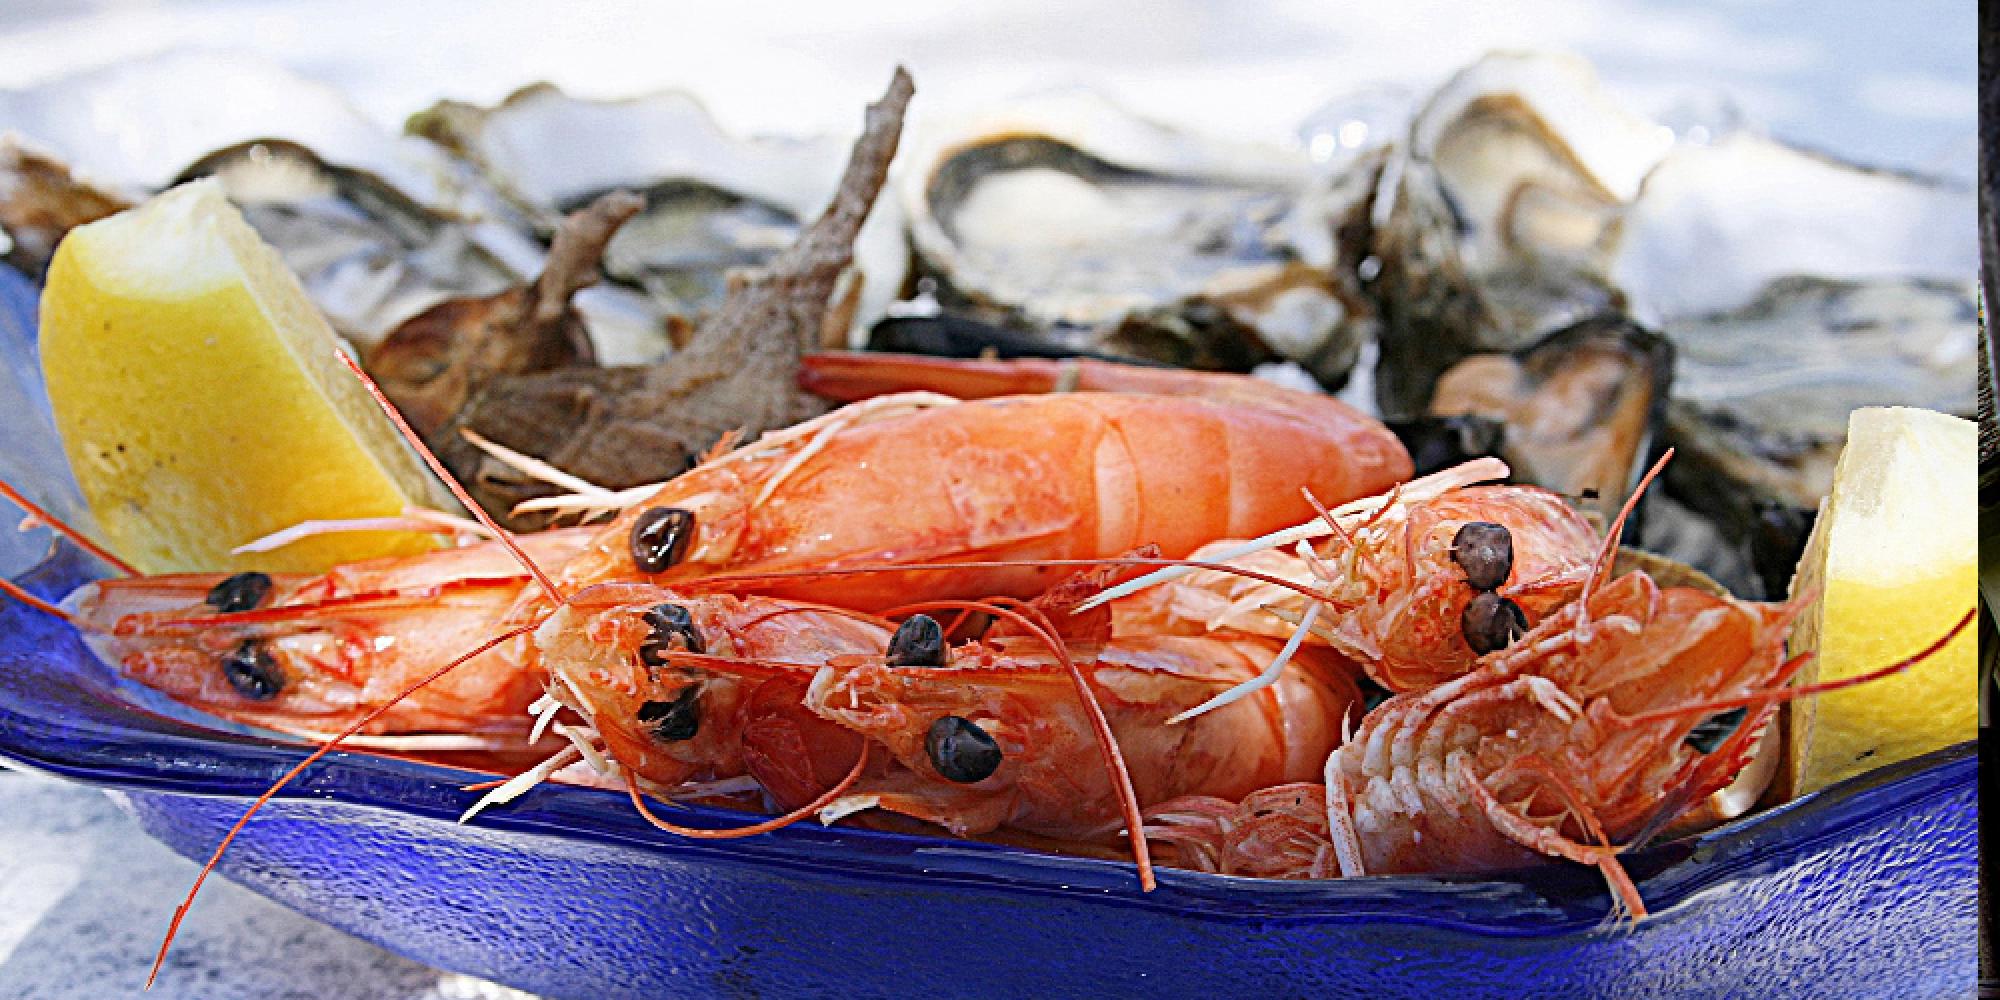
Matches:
[[1365, 50, 1976, 593], [903, 90, 1369, 385], [408, 82, 907, 354], [174, 139, 528, 346], [1370, 51, 1974, 417], [1369, 51, 1672, 415], [0, 51, 544, 347]]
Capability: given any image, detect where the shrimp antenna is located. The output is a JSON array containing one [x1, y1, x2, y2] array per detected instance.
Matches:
[[623, 743, 871, 839], [148, 618, 544, 989], [0, 478, 137, 576], [1616, 606, 1974, 726], [0, 573, 101, 629], [687, 556, 1334, 606], [1576, 449, 1672, 614], [335, 351, 567, 605]]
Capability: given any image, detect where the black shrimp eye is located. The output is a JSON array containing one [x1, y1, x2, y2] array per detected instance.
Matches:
[[925, 715, 1002, 784], [638, 602, 705, 666], [1684, 707, 1749, 754], [1451, 521, 1513, 591], [885, 614, 946, 667], [630, 507, 696, 574], [220, 640, 285, 700], [1461, 591, 1528, 655], [636, 685, 703, 743], [206, 572, 273, 613]]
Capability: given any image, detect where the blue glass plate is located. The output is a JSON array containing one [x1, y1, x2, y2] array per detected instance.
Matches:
[[0, 262, 1978, 998]]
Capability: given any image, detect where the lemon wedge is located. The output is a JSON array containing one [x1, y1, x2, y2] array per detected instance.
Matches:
[[39, 179, 444, 574], [1781, 406, 1976, 796]]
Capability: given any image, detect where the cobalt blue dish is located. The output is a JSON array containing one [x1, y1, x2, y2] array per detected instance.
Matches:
[[0, 261, 1978, 998], [0, 548, 1981, 1000]]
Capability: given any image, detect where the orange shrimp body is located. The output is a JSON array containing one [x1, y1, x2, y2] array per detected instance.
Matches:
[[780, 627, 1362, 841], [1153, 571, 1799, 916], [548, 361, 1410, 612], [64, 528, 593, 738]]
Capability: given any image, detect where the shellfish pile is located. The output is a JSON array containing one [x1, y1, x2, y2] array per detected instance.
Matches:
[[0, 49, 1973, 596]]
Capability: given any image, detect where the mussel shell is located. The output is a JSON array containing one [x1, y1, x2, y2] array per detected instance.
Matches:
[[1427, 315, 1673, 512]]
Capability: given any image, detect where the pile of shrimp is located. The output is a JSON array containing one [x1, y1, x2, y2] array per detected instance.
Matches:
[[1, 351, 1969, 985]]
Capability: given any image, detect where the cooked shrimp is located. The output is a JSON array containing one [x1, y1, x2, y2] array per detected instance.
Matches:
[[1148, 568, 1972, 918], [33, 519, 592, 741], [524, 355, 1410, 612], [737, 564, 1365, 843]]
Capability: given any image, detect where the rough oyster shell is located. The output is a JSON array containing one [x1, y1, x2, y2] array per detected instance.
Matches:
[[0, 51, 544, 346], [1428, 315, 1672, 513], [1369, 50, 1975, 418], [175, 139, 527, 346], [903, 90, 1369, 385], [408, 82, 906, 352], [1366, 50, 1975, 595], [1369, 51, 1672, 414]]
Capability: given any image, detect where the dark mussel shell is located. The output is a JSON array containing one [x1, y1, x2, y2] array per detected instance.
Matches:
[[1425, 315, 1672, 516]]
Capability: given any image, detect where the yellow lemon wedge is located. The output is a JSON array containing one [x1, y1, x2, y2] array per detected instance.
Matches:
[[39, 179, 444, 574], [1780, 406, 1976, 796]]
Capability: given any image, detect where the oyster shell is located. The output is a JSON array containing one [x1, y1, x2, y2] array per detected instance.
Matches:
[[0, 137, 128, 279], [1369, 51, 1975, 417], [175, 139, 529, 345], [408, 83, 906, 350], [1659, 275, 1974, 596], [1367, 50, 1976, 593], [904, 91, 1369, 385], [0, 51, 544, 347]]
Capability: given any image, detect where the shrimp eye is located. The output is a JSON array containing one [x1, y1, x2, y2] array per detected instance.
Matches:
[[1684, 707, 1748, 754], [220, 640, 285, 700], [206, 572, 273, 613], [1451, 522, 1513, 591], [926, 715, 1002, 783], [630, 507, 696, 574], [885, 614, 946, 667], [637, 685, 703, 743], [1461, 591, 1528, 654], [638, 602, 705, 665]]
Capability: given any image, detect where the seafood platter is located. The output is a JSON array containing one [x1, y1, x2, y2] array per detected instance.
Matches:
[[0, 49, 1979, 998]]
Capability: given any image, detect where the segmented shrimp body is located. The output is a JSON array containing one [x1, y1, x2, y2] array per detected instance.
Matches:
[[516, 561, 1362, 845], [1150, 570, 1802, 916], [791, 628, 1361, 841], [539, 356, 1410, 612], [63, 527, 593, 739]]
